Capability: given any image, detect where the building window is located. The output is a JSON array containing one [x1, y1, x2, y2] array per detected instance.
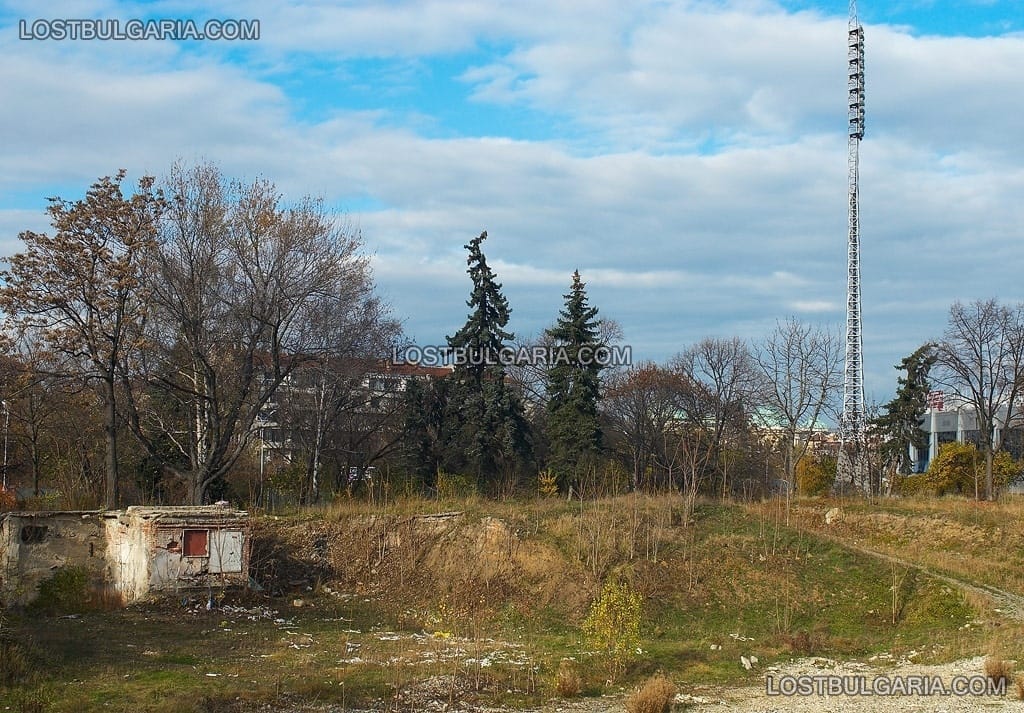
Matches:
[[915, 447, 929, 473], [20, 525, 48, 544], [183, 529, 209, 557]]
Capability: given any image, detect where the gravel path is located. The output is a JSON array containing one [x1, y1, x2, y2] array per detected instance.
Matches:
[[674, 656, 1019, 713]]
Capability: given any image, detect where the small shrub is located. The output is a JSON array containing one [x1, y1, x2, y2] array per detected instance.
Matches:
[[582, 580, 642, 681], [783, 629, 825, 655], [626, 674, 677, 713], [893, 473, 929, 496], [538, 470, 559, 497], [555, 659, 581, 697], [436, 471, 477, 500], [984, 656, 1014, 687], [0, 485, 15, 512], [29, 566, 90, 614], [796, 456, 835, 496]]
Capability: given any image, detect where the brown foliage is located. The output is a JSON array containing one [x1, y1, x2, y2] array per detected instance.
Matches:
[[625, 674, 677, 713], [0, 485, 15, 511], [554, 659, 581, 697], [984, 656, 1014, 686]]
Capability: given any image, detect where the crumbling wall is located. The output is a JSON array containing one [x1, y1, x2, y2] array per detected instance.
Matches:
[[119, 507, 250, 596], [1, 506, 251, 607], [0, 512, 110, 606], [105, 515, 149, 603]]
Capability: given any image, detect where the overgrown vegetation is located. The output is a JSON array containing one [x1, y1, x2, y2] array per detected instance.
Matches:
[[554, 658, 581, 697], [985, 656, 1014, 687], [4, 495, 1019, 711], [28, 567, 91, 615], [0, 608, 34, 689], [896, 441, 1017, 496], [796, 455, 836, 496]]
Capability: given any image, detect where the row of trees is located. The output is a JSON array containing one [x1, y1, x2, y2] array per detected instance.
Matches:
[[404, 237, 1024, 502], [0, 166, 399, 506], [401, 232, 845, 499], [1, 166, 1020, 506]]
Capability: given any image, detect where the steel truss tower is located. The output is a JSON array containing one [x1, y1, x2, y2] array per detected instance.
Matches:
[[840, 0, 867, 488]]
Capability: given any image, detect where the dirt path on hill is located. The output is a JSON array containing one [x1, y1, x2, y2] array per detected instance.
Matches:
[[822, 533, 1024, 622], [786, 511, 1024, 623]]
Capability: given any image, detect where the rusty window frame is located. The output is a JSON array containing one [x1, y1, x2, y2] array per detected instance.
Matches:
[[182, 529, 209, 557]]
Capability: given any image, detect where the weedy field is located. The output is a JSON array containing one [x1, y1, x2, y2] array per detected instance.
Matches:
[[1, 494, 1021, 712]]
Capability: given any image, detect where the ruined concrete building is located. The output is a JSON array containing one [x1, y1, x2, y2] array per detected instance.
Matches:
[[0, 505, 250, 607]]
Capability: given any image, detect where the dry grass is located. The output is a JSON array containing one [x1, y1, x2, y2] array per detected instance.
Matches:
[[554, 659, 581, 697], [626, 673, 678, 713], [776, 496, 1024, 597], [0, 636, 34, 687], [1015, 673, 1024, 700], [984, 656, 1014, 686]]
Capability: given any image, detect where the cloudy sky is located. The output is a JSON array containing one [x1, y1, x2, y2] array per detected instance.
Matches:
[[1, 0, 1022, 404]]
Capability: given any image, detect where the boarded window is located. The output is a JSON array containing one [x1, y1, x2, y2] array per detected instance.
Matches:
[[20, 525, 48, 544], [209, 530, 244, 573], [183, 529, 209, 557]]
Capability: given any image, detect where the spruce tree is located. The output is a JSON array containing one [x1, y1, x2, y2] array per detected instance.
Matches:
[[446, 232, 529, 486], [545, 270, 604, 488], [401, 376, 454, 490], [872, 343, 936, 474]]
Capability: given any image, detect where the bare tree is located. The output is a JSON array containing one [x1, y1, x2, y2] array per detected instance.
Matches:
[[932, 299, 1024, 501], [670, 337, 759, 498], [754, 318, 841, 490], [602, 363, 685, 490], [121, 163, 380, 504], [0, 171, 163, 508], [275, 294, 401, 502], [0, 333, 76, 497]]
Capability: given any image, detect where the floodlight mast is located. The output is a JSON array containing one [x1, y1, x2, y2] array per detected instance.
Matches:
[[840, 0, 867, 490]]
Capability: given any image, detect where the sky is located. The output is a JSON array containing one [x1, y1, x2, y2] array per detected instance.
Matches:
[[1, 0, 1023, 406]]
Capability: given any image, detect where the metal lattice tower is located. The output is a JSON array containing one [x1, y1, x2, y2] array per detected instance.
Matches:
[[841, 0, 866, 487]]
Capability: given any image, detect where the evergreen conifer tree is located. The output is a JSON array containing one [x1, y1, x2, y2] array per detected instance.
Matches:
[[401, 376, 453, 489], [446, 232, 530, 486], [545, 270, 604, 488], [873, 343, 936, 474]]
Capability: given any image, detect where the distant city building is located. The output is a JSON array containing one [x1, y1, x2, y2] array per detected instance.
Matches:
[[255, 359, 451, 480], [910, 391, 1024, 473]]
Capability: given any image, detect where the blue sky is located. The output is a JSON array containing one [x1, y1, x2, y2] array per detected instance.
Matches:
[[2, 0, 1024, 406]]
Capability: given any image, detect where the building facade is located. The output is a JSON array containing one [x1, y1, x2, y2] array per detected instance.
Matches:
[[0, 505, 250, 607], [910, 392, 1024, 473]]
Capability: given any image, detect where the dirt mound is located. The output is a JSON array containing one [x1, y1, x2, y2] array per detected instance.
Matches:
[[251, 512, 590, 619]]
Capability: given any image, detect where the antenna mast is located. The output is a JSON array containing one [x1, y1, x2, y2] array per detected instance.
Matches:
[[841, 0, 867, 489]]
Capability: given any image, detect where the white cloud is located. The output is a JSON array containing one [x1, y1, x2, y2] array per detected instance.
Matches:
[[790, 300, 839, 313], [1, 0, 1022, 399]]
